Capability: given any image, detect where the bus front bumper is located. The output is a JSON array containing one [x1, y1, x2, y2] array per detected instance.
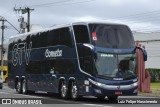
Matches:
[[89, 79, 138, 96]]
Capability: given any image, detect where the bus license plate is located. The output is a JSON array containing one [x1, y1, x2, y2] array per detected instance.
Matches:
[[115, 91, 122, 95]]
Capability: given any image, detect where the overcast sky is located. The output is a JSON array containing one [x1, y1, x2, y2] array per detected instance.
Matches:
[[1, 0, 160, 37], [1, 0, 160, 68]]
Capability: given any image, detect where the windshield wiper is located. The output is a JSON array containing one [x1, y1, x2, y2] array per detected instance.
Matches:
[[98, 74, 114, 78], [123, 74, 137, 79], [102, 74, 114, 76]]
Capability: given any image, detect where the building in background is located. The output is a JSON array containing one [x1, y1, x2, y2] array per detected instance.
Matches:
[[133, 31, 160, 69]]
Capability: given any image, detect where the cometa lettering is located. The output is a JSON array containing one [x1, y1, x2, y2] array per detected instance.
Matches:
[[45, 49, 62, 58]]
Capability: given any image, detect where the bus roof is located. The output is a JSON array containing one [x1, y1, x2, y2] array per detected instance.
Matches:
[[9, 21, 127, 43]]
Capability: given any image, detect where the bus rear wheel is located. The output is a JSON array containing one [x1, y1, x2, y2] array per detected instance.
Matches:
[[60, 82, 68, 99], [16, 81, 22, 94], [22, 79, 27, 94]]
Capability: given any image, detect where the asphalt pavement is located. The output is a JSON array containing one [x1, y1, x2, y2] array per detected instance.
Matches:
[[0, 84, 159, 107]]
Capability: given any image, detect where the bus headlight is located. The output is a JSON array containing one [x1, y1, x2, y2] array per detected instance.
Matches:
[[132, 82, 138, 87], [97, 82, 104, 86], [88, 79, 105, 87]]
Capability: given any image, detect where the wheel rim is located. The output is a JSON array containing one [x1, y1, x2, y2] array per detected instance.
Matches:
[[17, 82, 21, 92], [22, 81, 26, 94], [61, 83, 67, 98], [71, 84, 78, 99]]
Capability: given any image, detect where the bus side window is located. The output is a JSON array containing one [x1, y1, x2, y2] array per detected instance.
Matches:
[[31, 32, 47, 48], [47, 29, 59, 46], [59, 27, 73, 48], [84, 60, 92, 74], [55, 60, 75, 74], [26, 61, 42, 74], [73, 25, 90, 43], [39, 32, 47, 47]]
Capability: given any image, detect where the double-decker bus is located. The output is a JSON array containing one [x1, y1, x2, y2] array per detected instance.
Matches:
[[8, 22, 147, 100]]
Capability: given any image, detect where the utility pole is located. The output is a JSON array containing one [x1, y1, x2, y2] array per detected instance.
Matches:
[[14, 7, 34, 32], [0, 17, 6, 84]]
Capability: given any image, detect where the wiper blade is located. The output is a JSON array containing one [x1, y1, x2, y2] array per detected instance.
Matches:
[[101, 74, 113, 76], [98, 74, 114, 78]]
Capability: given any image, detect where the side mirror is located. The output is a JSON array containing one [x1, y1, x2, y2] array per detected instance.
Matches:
[[136, 47, 147, 61]]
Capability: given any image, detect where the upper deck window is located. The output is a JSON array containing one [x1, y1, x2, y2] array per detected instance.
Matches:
[[73, 25, 90, 43], [30, 27, 73, 48], [89, 24, 135, 48]]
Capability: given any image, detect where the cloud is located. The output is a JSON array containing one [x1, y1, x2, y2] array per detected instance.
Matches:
[[1, 0, 160, 36]]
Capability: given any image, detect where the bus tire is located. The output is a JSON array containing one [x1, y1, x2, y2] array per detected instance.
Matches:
[[107, 96, 118, 101], [60, 82, 68, 99], [16, 81, 22, 94], [71, 82, 79, 100], [22, 79, 27, 94]]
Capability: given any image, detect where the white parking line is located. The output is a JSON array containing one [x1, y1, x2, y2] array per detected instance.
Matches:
[[0, 92, 10, 94], [14, 93, 45, 98]]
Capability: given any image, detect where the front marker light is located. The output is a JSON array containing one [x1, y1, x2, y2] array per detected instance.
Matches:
[[133, 82, 138, 87], [94, 88, 102, 94], [96, 82, 103, 86], [89, 78, 105, 87], [133, 89, 138, 93]]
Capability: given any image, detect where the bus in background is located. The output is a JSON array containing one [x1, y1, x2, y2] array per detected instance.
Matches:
[[8, 22, 147, 100], [0, 60, 8, 82]]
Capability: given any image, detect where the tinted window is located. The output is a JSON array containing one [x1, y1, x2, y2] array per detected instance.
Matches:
[[42, 60, 55, 74], [55, 59, 75, 74], [31, 32, 47, 48], [59, 27, 72, 47], [31, 35, 37, 48], [26, 61, 41, 74], [77, 45, 93, 74], [73, 25, 90, 43], [29, 27, 72, 48], [47, 29, 59, 46], [89, 24, 135, 48], [39, 32, 47, 47]]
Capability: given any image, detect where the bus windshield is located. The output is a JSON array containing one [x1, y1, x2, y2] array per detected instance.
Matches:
[[89, 24, 135, 48], [95, 53, 137, 79]]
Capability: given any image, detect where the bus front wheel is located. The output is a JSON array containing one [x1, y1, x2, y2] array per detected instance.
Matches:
[[71, 82, 79, 100]]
